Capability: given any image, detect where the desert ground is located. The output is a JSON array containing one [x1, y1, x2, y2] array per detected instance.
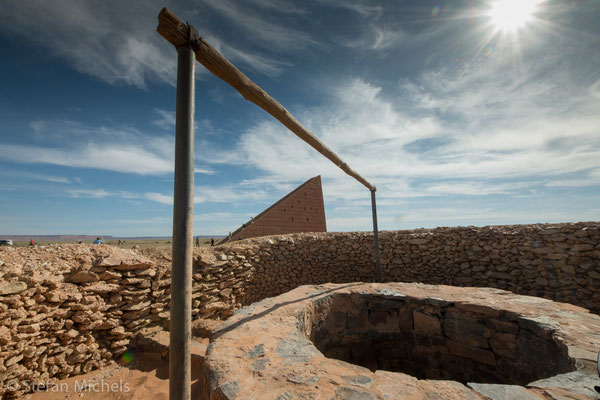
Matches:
[[10, 238, 221, 250], [25, 350, 206, 400]]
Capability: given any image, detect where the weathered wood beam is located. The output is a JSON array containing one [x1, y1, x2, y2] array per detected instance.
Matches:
[[157, 7, 376, 192]]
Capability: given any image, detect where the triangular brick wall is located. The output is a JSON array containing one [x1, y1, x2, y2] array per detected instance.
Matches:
[[219, 176, 327, 244]]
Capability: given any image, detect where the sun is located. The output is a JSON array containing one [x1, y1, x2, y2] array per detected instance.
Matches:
[[488, 0, 539, 32]]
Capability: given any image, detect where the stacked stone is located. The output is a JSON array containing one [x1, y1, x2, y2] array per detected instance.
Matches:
[[310, 292, 572, 385], [0, 247, 171, 398], [217, 222, 600, 314], [0, 222, 599, 396]]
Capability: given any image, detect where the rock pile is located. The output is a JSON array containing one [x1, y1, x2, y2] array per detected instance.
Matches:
[[0, 245, 170, 398]]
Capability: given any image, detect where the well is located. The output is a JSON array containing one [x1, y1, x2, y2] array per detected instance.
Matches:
[[203, 283, 600, 399]]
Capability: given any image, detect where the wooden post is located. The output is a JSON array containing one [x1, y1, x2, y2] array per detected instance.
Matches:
[[156, 8, 375, 192], [157, 7, 382, 291]]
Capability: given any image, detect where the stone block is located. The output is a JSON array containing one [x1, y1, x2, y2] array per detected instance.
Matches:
[[455, 302, 503, 318], [447, 340, 496, 365], [517, 330, 564, 376], [68, 271, 99, 283], [489, 331, 518, 360], [443, 312, 489, 349], [487, 319, 519, 334], [412, 310, 442, 337], [0, 282, 27, 295], [468, 383, 541, 400]]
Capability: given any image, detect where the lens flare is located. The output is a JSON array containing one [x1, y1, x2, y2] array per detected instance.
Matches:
[[120, 350, 134, 364]]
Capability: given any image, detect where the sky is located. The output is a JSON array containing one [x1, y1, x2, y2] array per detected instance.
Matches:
[[0, 0, 599, 237]]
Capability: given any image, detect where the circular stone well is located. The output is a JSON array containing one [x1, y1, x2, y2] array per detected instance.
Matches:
[[203, 283, 600, 399]]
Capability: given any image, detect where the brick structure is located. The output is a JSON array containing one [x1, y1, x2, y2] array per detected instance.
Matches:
[[219, 176, 326, 244]]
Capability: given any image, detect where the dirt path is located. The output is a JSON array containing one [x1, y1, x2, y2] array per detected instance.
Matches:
[[26, 354, 204, 400]]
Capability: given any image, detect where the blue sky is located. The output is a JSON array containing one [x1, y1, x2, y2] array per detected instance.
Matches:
[[0, 0, 599, 236]]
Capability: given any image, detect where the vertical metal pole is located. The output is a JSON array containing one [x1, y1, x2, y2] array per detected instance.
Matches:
[[371, 189, 382, 282], [170, 44, 195, 400]]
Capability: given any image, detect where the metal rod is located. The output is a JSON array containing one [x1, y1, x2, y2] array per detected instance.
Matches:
[[371, 189, 382, 282], [170, 44, 195, 400]]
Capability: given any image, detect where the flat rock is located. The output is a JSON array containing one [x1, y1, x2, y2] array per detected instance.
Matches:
[[468, 383, 543, 400], [0, 281, 27, 295], [528, 371, 600, 398]]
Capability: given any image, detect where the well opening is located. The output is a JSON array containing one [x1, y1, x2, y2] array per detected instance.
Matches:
[[309, 292, 574, 385]]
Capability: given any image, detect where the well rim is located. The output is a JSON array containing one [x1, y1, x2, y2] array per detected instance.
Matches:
[[204, 283, 600, 399]]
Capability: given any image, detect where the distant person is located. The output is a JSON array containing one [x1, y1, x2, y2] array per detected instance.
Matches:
[[77, 238, 82, 244], [211, 238, 214, 246], [118, 239, 122, 246], [29, 239, 34, 247], [93, 237, 104, 245], [196, 237, 200, 247]]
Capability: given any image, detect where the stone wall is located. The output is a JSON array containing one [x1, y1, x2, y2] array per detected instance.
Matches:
[[0, 221, 599, 396], [226, 222, 600, 314]]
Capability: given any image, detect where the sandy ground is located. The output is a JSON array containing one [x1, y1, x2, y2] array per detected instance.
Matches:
[[24, 353, 205, 400]]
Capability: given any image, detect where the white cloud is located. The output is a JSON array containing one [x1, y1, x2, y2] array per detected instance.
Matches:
[[31, 174, 71, 184], [545, 169, 600, 188], [0, 0, 177, 88], [315, 0, 382, 17], [142, 184, 271, 206], [591, 79, 600, 100], [194, 185, 270, 204], [196, 46, 600, 219], [244, 0, 307, 14], [67, 188, 113, 198], [194, 168, 215, 175], [0, 143, 173, 175], [145, 192, 173, 205], [152, 109, 176, 130], [202, 0, 320, 53], [0, 119, 175, 175], [116, 217, 171, 224], [217, 42, 292, 77]]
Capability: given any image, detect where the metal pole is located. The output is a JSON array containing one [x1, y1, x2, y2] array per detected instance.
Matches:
[[170, 44, 195, 400], [371, 189, 382, 282]]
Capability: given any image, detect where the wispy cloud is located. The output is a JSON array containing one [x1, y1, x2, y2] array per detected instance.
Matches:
[[1, 117, 178, 175], [116, 217, 171, 224], [144, 192, 173, 205], [194, 168, 215, 175], [196, 27, 600, 223], [202, 0, 320, 53], [315, 0, 382, 17], [0, 0, 176, 88], [244, 0, 308, 15], [152, 109, 176, 130], [67, 188, 113, 198], [142, 184, 271, 206], [0, 143, 173, 175]]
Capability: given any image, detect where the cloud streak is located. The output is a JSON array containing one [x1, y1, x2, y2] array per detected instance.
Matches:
[[0, 113, 216, 176], [0, 0, 177, 88]]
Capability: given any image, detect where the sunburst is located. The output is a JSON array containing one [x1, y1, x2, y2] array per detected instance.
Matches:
[[488, 0, 540, 32]]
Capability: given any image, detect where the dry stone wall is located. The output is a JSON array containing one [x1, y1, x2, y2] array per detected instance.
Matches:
[[228, 222, 600, 315], [0, 221, 599, 397]]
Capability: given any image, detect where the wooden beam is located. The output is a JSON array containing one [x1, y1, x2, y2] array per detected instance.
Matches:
[[157, 7, 376, 192]]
